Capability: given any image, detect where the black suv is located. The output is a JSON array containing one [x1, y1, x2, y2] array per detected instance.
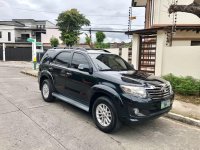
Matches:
[[38, 48, 174, 133]]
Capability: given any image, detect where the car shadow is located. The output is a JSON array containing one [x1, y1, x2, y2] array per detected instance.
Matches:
[[53, 98, 167, 135]]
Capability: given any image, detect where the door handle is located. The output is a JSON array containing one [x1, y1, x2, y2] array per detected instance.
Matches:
[[49, 67, 53, 71], [66, 72, 72, 76]]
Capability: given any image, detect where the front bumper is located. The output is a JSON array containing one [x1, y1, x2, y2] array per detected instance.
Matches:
[[118, 94, 174, 123]]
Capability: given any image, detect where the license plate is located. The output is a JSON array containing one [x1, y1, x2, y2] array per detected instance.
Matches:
[[161, 100, 171, 109]]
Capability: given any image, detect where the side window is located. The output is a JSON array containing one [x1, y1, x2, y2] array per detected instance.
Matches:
[[53, 52, 71, 66], [0, 31, 2, 38], [71, 53, 89, 69]]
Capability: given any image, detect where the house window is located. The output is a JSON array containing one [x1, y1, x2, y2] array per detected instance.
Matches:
[[191, 41, 200, 46], [0, 31, 2, 38], [8, 32, 11, 41]]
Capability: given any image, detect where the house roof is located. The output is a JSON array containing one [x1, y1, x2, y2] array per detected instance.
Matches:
[[0, 21, 25, 27], [125, 25, 200, 35], [0, 19, 56, 27]]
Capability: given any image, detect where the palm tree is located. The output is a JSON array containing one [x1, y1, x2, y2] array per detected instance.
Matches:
[[168, 0, 200, 18]]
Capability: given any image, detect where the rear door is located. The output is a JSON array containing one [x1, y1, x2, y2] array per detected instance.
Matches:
[[49, 51, 71, 95]]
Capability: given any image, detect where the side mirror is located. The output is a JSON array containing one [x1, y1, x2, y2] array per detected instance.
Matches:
[[78, 64, 93, 74]]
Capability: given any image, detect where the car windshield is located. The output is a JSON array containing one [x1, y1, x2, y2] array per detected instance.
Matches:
[[89, 53, 133, 71]]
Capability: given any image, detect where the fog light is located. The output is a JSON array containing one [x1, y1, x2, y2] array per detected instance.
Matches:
[[133, 108, 145, 117], [133, 108, 140, 115]]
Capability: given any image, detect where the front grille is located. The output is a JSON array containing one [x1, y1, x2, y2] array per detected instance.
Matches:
[[146, 84, 170, 100]]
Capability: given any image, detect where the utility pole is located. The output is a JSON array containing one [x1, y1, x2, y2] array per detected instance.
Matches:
[[89, 28, 92, 47], [89, 28, 92, 40], [128, 7, 132, 32]]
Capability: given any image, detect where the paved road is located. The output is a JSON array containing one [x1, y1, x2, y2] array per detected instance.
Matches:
[[0, 64, 200, 150]]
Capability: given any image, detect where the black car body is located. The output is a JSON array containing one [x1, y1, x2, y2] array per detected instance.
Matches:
[[38, 48, 174, 133]]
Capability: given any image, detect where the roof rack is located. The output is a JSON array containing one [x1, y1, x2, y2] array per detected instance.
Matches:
[[73, 47, 87, 51], [63, 47, 87, 51], [86, 48, 111, 53]]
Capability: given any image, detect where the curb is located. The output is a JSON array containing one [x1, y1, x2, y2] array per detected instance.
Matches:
[[165, 112, 200, 128], [21, 70, 38, 77]]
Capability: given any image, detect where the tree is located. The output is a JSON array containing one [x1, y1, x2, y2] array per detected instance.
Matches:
[[57, 9, 90, 46], [50, 37, 59, 47], [96, 31, 106, 43], [169, 0, 200, 18], [85, 33, 93, 48]]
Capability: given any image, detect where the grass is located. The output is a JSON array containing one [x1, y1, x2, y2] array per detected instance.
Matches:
[[175, 94, 200, 105]]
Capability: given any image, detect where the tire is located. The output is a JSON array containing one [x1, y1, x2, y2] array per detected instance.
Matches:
[[41, 79, 54, 102], [92, 96, 121, 133]]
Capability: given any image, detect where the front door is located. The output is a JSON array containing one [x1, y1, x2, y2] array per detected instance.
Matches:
[[65, 52, 95, 105]]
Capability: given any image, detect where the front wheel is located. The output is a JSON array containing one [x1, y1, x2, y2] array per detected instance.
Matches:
[[92, 96, 121, 133]]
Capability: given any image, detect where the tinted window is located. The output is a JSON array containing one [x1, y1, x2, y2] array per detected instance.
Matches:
[[41, 50, 56, 64], [54, 52, 71, 66], [71, 53, 89, 69], [0, 32, 2, 38], [89, 53, 133, 71]]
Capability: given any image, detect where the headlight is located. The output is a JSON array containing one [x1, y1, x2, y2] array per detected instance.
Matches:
[[120, 85, 147, 98], [166, 82, 173, 94]]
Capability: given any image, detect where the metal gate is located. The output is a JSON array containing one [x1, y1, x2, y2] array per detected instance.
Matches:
[[138, 35, 157, 74], [5, 47, 32, 61]]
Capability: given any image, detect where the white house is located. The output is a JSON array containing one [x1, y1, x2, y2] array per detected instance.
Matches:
[[126, 0, 200, 79], [41, 27, 62, 44], [0, 19, 57, 43]]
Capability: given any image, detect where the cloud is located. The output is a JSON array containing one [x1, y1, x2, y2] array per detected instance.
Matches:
[[0, 0, 145, 42]]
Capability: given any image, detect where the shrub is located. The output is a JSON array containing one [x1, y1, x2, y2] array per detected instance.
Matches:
[[95, 42, 110, 49], [50, 37, 59, 47], [163, 74, 200, 96]]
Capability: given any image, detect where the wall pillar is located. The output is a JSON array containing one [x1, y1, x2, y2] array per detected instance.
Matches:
[[3, 43, 6, 62], [131, 34, 140, 70], [155, 30, 166, 76]]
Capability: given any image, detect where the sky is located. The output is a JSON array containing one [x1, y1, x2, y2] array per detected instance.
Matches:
[[0, 0, 145, 43]]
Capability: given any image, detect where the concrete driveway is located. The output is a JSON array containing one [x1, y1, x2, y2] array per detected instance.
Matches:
[[0, 64, 200, 150]]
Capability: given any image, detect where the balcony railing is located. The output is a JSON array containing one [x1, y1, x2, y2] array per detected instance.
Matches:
[[15, 37, 41, 43]]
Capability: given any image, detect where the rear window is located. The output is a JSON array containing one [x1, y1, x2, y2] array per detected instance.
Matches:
[[40, 50, 57, 64]]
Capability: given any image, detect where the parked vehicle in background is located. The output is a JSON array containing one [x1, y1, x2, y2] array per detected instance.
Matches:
[[38, 48, 174, 133]]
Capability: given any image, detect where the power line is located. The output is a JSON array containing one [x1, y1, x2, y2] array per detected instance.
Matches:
[[0, 6, 145, 18], [81, 29, 126, 33], [90, 23, 143, 27]]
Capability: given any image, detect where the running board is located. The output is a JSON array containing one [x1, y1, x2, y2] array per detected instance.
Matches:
[[52, 93, 89, 112]]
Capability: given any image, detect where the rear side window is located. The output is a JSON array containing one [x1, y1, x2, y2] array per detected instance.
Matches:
[[54, 52, 71, 66], [71, 53, 89, 69], [41, 50, 55, 64]]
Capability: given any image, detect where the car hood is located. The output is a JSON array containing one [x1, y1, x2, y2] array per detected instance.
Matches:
[[97, 70, 167, 86]]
